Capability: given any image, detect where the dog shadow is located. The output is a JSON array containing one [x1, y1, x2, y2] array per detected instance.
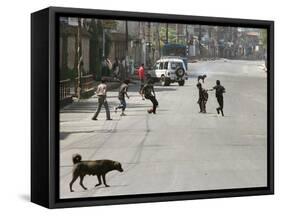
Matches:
[[93, 184, 129, 190], [71, 184, 129, 193]]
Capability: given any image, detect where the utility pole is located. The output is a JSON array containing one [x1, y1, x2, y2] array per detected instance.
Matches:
[[102, 29, 105, 58], [185, 24, 189, 56], [77, 18, 82, 99], [208, 26, 211, 58], [156, 23, 161, 59], [147, 22, 151, 66], [198, 25, 202, 59], [166, 23, 169, 44], [185, 25, 189, 43], [176, 24, 179, 44], [125, 20, 129, 79], [141, 22, 146, 67]]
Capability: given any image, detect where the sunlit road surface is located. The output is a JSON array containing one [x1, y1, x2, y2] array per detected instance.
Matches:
[[60, 59, 267, 199]]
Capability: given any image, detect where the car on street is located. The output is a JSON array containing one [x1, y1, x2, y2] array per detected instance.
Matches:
[[148, 57, 188, 86]]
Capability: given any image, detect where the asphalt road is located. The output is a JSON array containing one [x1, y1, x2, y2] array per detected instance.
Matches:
[[60, 59, 267, 199]]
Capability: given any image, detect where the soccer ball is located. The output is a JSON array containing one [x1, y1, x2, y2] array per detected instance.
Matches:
[[147, 108, 153, 114]]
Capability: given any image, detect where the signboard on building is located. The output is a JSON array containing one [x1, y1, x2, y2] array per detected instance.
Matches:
[[102, 20, 117, 29]]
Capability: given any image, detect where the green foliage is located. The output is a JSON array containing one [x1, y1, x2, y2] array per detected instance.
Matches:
[[260, 29, 267, 48], [159, 26, 186, 46], [159, 26, 173, 45]]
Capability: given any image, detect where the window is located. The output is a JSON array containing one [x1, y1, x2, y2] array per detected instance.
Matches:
[[164, 62, 168, 69], [154, 63, 160, 70], [159, 62, 164, 69], [170, 62, 183, 70]]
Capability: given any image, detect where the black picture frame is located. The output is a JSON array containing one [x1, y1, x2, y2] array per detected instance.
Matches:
[[31, 6, 274, 209]]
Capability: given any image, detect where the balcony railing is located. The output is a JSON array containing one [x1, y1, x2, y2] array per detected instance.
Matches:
[[59, 79, 72, 101]]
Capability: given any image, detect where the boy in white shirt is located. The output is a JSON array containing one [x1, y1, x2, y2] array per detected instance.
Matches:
[[92, 78, 112, 120]]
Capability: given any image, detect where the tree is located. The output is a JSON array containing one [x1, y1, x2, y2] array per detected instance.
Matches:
[[260, 29, 267, 67], [152, 23, 161, 60], [159, 26, 174, 44], [87, 19, 102, 81], [124, 20, 129, 80], [84, 19, 114, 80]]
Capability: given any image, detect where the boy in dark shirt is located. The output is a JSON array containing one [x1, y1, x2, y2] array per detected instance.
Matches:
[[114, 79, 130, 116], [196, 83, 208, 113], [209, 80, 226, 116], [142, 79, 159, 114]]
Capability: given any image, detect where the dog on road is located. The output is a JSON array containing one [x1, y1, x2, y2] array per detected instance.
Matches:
[[198, 74, 207, 83], [69, 154, 124, 192]]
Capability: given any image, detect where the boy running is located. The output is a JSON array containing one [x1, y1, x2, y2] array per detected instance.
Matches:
[[114, 79, 130, 116]]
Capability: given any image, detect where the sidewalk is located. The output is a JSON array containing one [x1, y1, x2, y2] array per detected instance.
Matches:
[[61, 80, 122, 109]]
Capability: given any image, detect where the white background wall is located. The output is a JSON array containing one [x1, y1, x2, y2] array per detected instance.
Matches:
[[0, 0, 279, 214]]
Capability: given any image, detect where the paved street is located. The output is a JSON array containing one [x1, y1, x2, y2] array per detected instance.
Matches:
[[60, 59, 267, 199]]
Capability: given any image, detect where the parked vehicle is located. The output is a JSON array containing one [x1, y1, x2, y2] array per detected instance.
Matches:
[[148, 57, 188, 86]]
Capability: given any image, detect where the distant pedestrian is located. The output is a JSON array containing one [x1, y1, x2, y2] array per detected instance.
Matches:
[[101, 57, 108, 77], [92, 78, 112, 120], [209, 80, 226, 116], [112, 57, 120, 79], [197, 74, 207, 83], [106, 57, 112, 71], [138, 63, 145, 100], [196, 83, 208, 113], [114, 79, 130, 116], [129, 56, 135, 75], [119, 57, 126, 81], [142, 79, 159, 114]]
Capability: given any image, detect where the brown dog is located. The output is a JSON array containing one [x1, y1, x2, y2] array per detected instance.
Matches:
[[69, 154, 124, 192]]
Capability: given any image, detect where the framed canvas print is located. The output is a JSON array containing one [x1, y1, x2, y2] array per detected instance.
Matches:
[[31, 7, 274, 208]]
